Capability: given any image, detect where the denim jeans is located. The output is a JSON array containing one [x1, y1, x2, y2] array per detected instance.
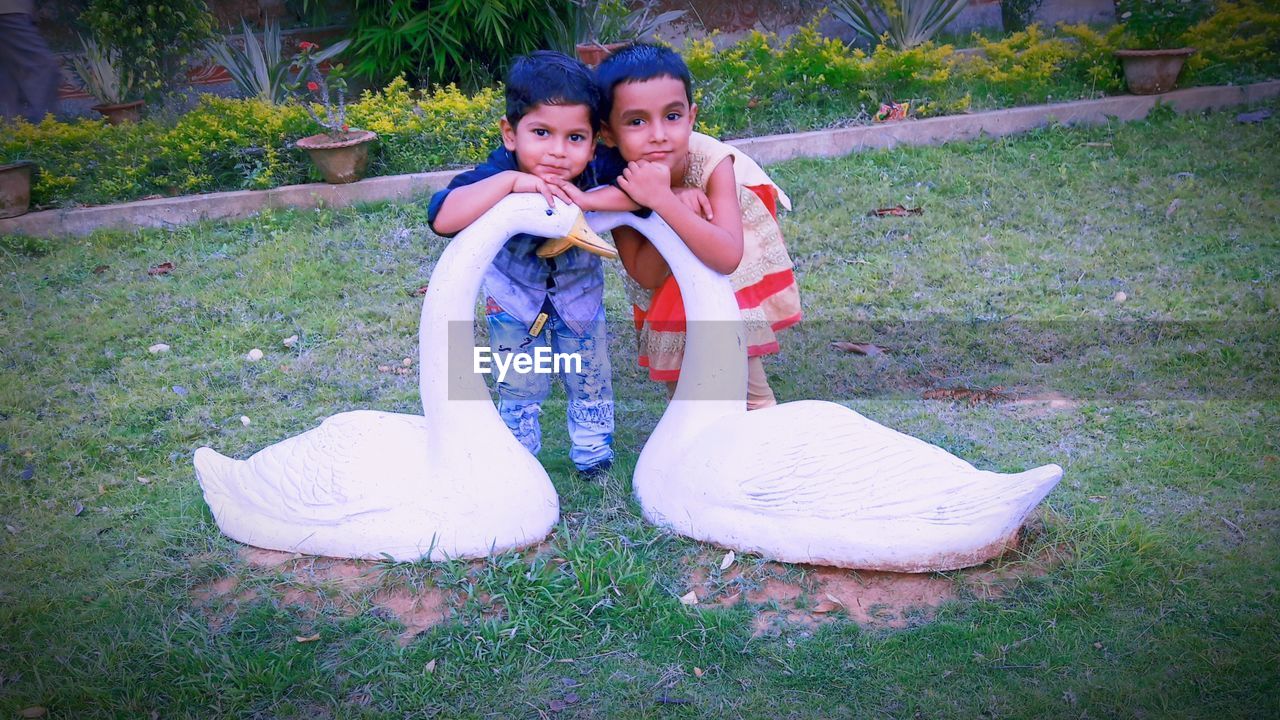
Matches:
[[484, 298, 614, 471]]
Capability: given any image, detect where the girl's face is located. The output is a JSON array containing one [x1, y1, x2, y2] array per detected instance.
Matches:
[[603, 76, 697, 181]]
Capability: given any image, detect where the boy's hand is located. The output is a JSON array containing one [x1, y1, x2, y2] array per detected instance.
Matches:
[[509, 171, 572, 209], [673, 187, 713, 220], [617, 160, 674, 209]]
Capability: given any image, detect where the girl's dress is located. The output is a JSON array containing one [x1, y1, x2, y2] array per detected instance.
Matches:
[[628, 132, 802, 382]]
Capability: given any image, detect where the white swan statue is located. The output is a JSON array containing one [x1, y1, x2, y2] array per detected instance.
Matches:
[[586, 211, 1064, 573], [192, 195, 606, 561]]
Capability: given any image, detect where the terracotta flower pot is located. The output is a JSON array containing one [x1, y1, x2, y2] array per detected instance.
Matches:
[[91, 99, 145, 125], [0, 161, 35, 219], [1115, 48, 1196, 95], [575, 42, 627, 67], [296, 129, 378, 184]]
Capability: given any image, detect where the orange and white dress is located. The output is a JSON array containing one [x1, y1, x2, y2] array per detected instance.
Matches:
[[629, 132, 802, 382]]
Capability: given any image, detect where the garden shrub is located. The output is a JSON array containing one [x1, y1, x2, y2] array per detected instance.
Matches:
[[957, 24, 1125, 104], [0, 117, 166, 207], [80, 0, 216, 98], [1183, 0, 1280, 84]]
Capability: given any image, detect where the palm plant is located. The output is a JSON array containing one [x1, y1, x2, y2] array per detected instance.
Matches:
[[68, 35, 137, 106], [831, 0, 970, 49], [205, 18, 350, 104], [545, 0, 686, 52]]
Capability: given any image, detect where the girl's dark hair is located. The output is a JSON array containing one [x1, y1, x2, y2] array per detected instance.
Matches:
[[594, 43, 693, 122], [505, 50, 601, 132]]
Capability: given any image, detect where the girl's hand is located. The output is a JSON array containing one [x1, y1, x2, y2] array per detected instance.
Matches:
[[545, 176, 589, 208], [509, 171, 571, 208], [617, 160, 673, 208], [673, 187, 713, 220]]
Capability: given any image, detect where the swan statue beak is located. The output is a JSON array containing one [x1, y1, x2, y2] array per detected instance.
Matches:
[[536, 211, 618, 260]]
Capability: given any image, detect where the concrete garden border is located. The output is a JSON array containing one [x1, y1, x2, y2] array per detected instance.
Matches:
[[3, 80, 1277, 239]]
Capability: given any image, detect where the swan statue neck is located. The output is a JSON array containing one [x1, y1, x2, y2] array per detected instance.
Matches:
[[586, 211, 747, 441], [420, 196, 580, 445]]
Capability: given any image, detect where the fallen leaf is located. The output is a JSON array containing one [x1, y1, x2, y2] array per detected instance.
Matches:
[[825, 592, 845, 607], [295, 633, 320, 643], [92, 264, 110, 274], [245, 348, 264, 362], [922, 387, 1010, 404], [73, 501, 85, 516], [172, 385, 188, 397], [564, 692, 579, 704], [5, 524, 18, 534], [282, 334, 299, 348], [1093, 641, 1104, 649], [19, 464, 34, 481], [719, 550, 735, 570], [137, 476, 150, 485], [831, 341, 888, 356], [147, 262, 175, 276], [148, 343, 170, 354], [548, 699, 567, 712], [679, 590, 699, 606], [19, 707, 47, 719], [873, 100, 910, 123], [868, 204, 923, 217], [409, 284, 430, 296], [1165, 198, 1182, 219], [424, 659, 437, 673], [655, 693, 691, 705], [693, 667, 704, 678]]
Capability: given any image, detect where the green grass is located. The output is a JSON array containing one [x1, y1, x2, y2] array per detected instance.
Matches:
[[1, 102, 1278, 718]]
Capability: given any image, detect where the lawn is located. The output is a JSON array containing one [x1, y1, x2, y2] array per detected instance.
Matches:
[[1, 102, 1277, 718]]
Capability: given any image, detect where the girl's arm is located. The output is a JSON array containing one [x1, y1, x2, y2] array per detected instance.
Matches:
[[546, 179, 642, 213], [618, 158, 743, 274]]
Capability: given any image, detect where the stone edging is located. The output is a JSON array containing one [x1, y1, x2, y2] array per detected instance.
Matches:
[[4, 80, 1277, 239]]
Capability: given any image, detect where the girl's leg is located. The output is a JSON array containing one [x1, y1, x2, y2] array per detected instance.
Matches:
[[485, 302, 551, 455], [746, 355, 777, 411], [549, 305, 614, 472]]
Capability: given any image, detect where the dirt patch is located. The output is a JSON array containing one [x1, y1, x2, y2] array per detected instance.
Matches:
[[190, 545, 476, 641], [684, 534, 1067, 636], [1009, 390, 1081, 416]]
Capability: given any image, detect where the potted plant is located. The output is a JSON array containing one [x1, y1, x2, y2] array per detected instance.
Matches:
[[68, 35, 143, 124], [1113, 0, 1212, 94], [290, 41, 376, 184], [0, 161, 36, 219], [554, 0, 686, 66]]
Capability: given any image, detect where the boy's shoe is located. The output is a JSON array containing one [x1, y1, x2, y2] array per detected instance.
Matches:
[[576, 459, 613, 481]]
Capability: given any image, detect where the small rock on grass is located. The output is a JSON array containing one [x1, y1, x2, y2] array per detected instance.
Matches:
[[245, 348, 264, 362], [240, 416, 251, 426], [282, 335, 299, 348], [1113, 291, 1128, 303], [148, 343, 170, 354], [20, 707, 47, 719]]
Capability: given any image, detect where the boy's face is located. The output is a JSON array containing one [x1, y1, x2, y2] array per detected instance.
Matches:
[[603, 76, 697, 178], [501, 103, 595, 182]]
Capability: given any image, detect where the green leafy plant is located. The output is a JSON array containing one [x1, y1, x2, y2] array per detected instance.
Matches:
[[1182, 0, 1280, 84], [545, 0, 686, 51], [346, 0, 569, 89], [68, 35, 137, 106], [1001, 0, 1045, 32], [1114, 0, 1214, 49], [79, 0, 216, 96], [205, 18, 350, 104], [832, 0, 970, 49]]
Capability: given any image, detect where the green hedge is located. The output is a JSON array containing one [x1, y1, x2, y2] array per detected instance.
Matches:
[[3, 2, 1275, 211]]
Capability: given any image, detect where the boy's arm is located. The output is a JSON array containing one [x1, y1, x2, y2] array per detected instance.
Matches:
[[430, 171, 571, 237], [618, 159, 744, 274]]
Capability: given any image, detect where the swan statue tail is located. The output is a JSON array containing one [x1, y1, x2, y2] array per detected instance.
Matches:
[[194, 446, 244, 509]]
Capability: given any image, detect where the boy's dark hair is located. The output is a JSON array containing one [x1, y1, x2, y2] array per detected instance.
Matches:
[[594, 43, 693, 122], [505, 50, 601, 132]]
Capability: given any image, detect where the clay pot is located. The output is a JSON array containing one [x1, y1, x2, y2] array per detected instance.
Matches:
[[91, 99, 145, 125], [0, 161, 35, 219], [575, 42, 627, 67], [296, 129, 378, 184], [1114, 48, 1196, 95]]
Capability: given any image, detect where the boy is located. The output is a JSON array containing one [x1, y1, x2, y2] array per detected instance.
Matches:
[[427, 51, 633, 478], [595, 44, 802, 410]]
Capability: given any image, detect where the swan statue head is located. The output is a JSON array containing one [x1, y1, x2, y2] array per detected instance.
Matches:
[[194, 194, 607, 561], [586, 210, 1064, 573]]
